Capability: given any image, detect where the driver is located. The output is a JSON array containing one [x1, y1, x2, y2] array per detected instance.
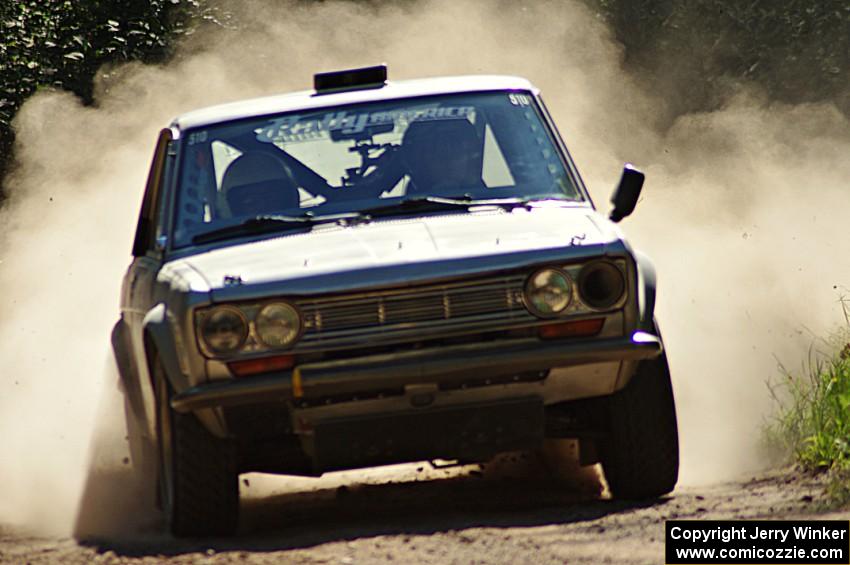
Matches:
[[401, 118, 485, 197], [218, 152, 300, 217]]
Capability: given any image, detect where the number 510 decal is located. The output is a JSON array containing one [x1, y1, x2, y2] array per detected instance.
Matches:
[[509, 93, 531, 106]]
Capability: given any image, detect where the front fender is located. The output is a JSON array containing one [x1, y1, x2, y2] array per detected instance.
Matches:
[[111, 316, 145, 420], [142, 303, 228, 438], [142, 304, 190, 394], [634, 251, 657, 332]]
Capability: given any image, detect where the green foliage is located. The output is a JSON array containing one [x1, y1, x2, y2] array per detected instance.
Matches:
[[589, 0, 850, 122], [768, 314, 850, 506], [0, 0, 226, 199]]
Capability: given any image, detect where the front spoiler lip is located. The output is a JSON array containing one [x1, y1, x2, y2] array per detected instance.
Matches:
[[171, 331, 661, 414]]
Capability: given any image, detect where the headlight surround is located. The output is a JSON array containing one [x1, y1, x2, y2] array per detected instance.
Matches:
[[524, 268, 573, 317], [578, 260, 626, 309], [255, 302, 302, 348], [199, 306, 248, 356]]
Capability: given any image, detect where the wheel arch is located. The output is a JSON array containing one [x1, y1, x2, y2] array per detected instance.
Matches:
[[142, 304, 189, 395], [111, 316, 145, 419], [142, 303, 228, 438], [633, 251, 658, 333]]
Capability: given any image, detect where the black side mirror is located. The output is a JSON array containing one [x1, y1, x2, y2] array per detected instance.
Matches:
[[609, 163, 645, 223]]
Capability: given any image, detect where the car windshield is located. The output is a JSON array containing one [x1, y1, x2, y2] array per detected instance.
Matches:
[[172, 91, 582, 247]]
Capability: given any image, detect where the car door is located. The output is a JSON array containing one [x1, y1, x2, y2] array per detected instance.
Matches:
[[123, 128, 176, 435]]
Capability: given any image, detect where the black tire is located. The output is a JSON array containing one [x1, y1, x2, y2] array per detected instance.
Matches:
[[154, 360, 239, 536], [600, 348, 679, 499]]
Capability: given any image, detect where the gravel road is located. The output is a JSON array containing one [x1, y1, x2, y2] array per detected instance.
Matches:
[[0, 442, 842, 565]]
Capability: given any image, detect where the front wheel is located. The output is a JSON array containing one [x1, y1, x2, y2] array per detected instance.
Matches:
[[600, 348, 679, 499], [155, 360, 239, 536]]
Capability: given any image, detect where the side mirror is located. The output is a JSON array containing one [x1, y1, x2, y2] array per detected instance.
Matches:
[[609, 163, 645, 223]]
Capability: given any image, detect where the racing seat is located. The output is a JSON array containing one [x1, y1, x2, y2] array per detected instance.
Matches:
[[401, 118, 485, 197], [219, 152, 301, 217]]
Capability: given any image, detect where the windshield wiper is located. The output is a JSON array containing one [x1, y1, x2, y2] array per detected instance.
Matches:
[[354, 196, 470, 218], [192, 213, 357, 245], [353, 195, 533, 220]]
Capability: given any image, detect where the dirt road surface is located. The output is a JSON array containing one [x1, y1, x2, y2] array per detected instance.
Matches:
[[0, 448, 844, 565]]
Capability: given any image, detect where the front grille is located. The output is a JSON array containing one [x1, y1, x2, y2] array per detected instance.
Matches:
[[293, 274, 537, 351]]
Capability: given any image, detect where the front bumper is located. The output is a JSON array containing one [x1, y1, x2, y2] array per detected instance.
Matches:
[[171, 331, 662, 413]]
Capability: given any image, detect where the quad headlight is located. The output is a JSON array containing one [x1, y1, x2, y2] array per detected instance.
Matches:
[[578, 260, 626, 309], [198, 301, 302, 357], [199, 306, 248, 355], [524, 268, 573, 317], [255, 302, 301, 348]]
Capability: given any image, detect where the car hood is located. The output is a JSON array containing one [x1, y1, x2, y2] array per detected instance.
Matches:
[[168, 205, 625, 299]]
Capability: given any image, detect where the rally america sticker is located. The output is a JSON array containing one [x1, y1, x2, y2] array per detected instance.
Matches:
[[256, 105, 475, 144]]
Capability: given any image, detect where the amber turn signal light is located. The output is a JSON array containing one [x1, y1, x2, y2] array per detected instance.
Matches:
[[228, 354, 295, 377], [538, 318, 604, 339]]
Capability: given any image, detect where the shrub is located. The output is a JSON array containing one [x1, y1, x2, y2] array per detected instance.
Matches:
[[768, 304, 850, 505], [0, 0, 226, 200], [588, 0, 850, 122]]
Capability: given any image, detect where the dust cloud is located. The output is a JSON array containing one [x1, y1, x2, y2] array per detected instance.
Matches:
[[0, 0, 847, 537]]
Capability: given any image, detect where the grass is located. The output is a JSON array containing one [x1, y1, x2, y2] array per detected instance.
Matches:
[[767, 303, 850, 505]]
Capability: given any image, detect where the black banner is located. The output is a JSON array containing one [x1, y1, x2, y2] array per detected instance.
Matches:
[[666, 520, 850, 564]]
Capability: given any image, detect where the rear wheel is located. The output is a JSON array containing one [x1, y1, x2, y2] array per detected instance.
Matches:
[[600, 348, 679, 499], [154, 359, 239, 536]]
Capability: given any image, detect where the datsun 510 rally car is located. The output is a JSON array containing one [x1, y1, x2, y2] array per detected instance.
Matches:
[[112, 65, 679, 537]]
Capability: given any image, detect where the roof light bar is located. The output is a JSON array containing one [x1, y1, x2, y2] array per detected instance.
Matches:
[[314, 64, 388, 94]]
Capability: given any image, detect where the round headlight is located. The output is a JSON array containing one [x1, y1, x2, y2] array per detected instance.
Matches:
[[524, 268, 572, 317], [200, 306, 248, 355], [578, 261, 625, 309], [255, 302, 301, 348]]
